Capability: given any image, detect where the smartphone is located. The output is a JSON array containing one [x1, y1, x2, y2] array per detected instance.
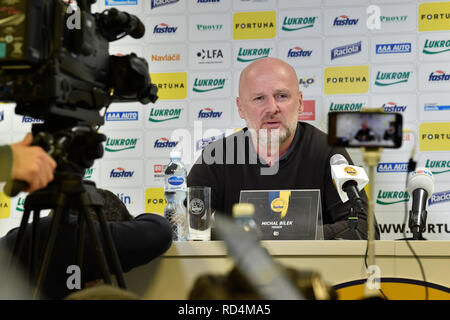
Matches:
[[328, 111, 403, 148]]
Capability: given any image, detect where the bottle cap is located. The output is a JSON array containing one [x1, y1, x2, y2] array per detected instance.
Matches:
[[170, 150, 182, 159], [232, 203, 255, 218]]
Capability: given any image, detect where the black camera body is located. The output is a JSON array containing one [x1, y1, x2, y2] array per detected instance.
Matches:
[[0, 0, 157, 126]]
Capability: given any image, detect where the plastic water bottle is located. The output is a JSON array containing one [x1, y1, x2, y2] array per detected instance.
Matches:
[[232, 203, 262, 240], [164, 150, 188, 241]]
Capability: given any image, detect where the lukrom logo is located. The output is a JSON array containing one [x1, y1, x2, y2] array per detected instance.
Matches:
[[423, 39, 450, 55], [237, 47, 271, 62], [149, 108, 182, 122], [193, 78, 226, 93], [157, 82, 185, 89], [282, 16, 316, 31], [329, 102, 363, 111], [425, 159, 450, 174], [375, 71, 410, 86], [105, 138, 138, 152], [376, 190, 410, 205]]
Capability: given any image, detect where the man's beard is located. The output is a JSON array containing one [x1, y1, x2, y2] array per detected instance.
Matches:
[[255, 125, 293, 152]]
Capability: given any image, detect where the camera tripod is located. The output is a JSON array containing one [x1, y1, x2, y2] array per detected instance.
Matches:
[[7, 127, 127, 299]]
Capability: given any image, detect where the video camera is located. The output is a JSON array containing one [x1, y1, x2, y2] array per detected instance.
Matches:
[[0, 0, 158, 126]]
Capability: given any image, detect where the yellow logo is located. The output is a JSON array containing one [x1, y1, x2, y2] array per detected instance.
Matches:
[[151, 72, 187, 100], [418, 2, 450, 32], [145, 187, 166, 215], [419, 123, 450, 151], [0, 192, 10, 219], [344, 167, 358, 176], [324, 66, 369, 95], [270, 198, 285, 213], [233, 11, 277, 40]]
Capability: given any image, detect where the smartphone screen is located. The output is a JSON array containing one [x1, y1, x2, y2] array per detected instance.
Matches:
[[328, 112, 403, 148]]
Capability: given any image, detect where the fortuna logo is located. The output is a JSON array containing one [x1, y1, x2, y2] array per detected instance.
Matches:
[[235, 21, 275, 30], [326, 76, 367, 84], [381, 102, 407, 112], [105, 137, 138, 152], [287, 47, 312, 58], [237, 47, 271, 62], [105, 111, 138, 122], [423, 39, 450, 54], [198, 108, 223, 119], [376, 190, 410, 205], [193, 78, 226, 93], [376, 43, 411, 54], [110, 168, 135, 178], [428, 70, 450, 82], [428, 190, 450, 206], [282, 16, 316, 31], [329, 102, 363, 111], [148, 108, 182, 122], [157, 82, 185, 89], [154, 138, 179, 148], [420, 13, 450, 21], [151, 0, 179, 9], [196, 24, 223, 31], [153, 23, 178, 34], [375, 71, 411, 86], [377, 162, 409, 173], [421, 133, 450, 140], [22, 116, 43, 123], [333, 15, 359, 26], [425, 159, 450, 174], [331, 41, 361, 60]]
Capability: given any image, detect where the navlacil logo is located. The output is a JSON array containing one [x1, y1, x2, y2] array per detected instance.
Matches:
[[154, 137, 179, 148], [287, 47, 312, 58], [376, 43, 411, 54], [428, 70, 450, 82], [151, 0, 179, 9], [22, 116, 44, 124], [153, 23, 178, 34], [105, 111, 138, 122], [382, 102, 407, 112], [377, 162, 409, 173], [331, 41, 361, 60], [428, 190, 450, 206], [105, 0, 137, 5], [110, 167, 135, 178], [198, 108, 223, 119], [333, 15, 359, 26]]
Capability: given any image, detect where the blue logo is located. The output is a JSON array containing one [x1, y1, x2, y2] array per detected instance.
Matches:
[[22, 116, 44, 124], [197, 0, 221, 3], [196, 133, 225, 151], [116, 192, 132, 205], [377, 162, 409, 173], [331, 41, 361, 60], [376, 43, 411, 54], [153, 23, 178, 34], [151, 0, 179, 9], [110, 167, 135, 178], [382, 102, 407, 113], [154, 138, 179, 148], [428, 190, 450, 206], [428, 70, 450, 82], [0, 110, 4, 121], [424, 104, 450, 111], [168, 176, 184, 186], [105, 111, 138, 122], [287, 46, 312, 58], [105, 0, 138, 5], [333, 15, 359, 26], [198, 108, 223, 119]]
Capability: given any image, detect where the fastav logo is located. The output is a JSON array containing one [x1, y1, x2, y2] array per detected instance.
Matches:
[[151, 0, 179, 9], [197, 108, 223, 119], [381, 102, 407, 113], [423, 39, 450, 55], [376, 43, 411, 55], [282, 16, 317, 31], [154, 137, 179, 148], [425, 159, 450, 175], [428, 70, 450, 82], [153, 23, 178, 34], [377, 162, 409, 173], [237, 47, 271, 63], [287, 47, 312, 58], [105, 111, 138, 122], [428, 190, 450, 206], [110, 167, 135, 178], [331, 41, 361, 60], [333, 15, 359, 26]]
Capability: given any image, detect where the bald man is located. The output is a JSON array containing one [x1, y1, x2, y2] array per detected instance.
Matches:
[[187, 58, 379, 240]]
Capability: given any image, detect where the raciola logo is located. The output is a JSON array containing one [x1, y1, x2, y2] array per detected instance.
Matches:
[[331, 41, 361, 60], [428, 190, 450, 206], [151, 0, 179, 9]]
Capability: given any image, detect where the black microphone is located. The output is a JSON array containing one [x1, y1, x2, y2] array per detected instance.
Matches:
[[406, 168, 434, 240]]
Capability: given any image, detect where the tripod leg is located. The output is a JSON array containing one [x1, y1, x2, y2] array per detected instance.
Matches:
[[92, 204, 127, 289], [78, 197, 113, 285], [30, 210, 41, 284], [75, 209, 86, 278], [8, 206, 32, 270], [33, 194, 66, 299]]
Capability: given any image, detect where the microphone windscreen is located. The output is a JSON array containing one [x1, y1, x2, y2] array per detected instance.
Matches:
[[407, 167, 434, 200], [330, 154, 348, 166]]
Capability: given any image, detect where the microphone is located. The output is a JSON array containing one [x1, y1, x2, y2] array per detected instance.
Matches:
[[330, 154, 369, 213], [98, 8, 146, 41], [406, 168, 434, 240]]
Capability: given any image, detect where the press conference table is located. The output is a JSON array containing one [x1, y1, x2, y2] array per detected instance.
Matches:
[[124, 240, 450, 300]]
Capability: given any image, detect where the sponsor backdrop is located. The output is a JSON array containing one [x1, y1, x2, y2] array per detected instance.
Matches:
[[0, 0, 449, 240]]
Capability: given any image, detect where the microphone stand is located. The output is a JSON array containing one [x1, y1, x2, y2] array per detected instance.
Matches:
[[361, 147, 382, 298]]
